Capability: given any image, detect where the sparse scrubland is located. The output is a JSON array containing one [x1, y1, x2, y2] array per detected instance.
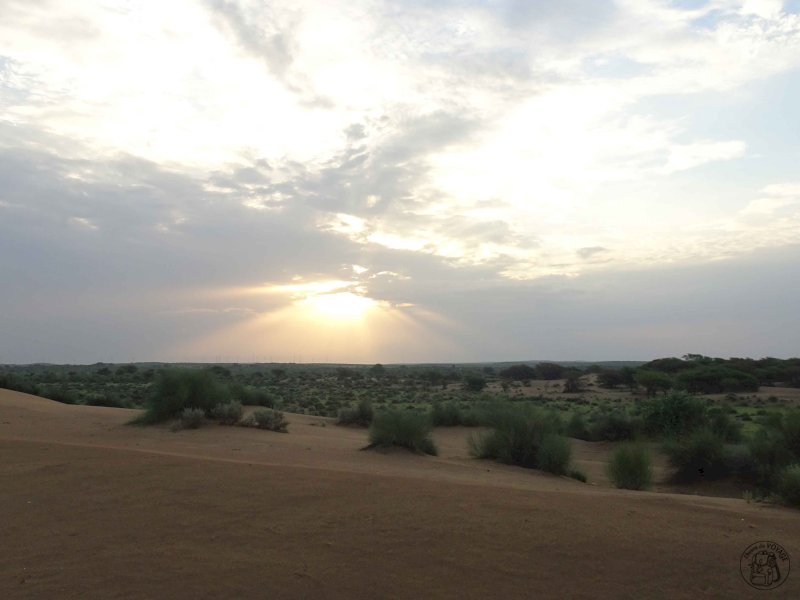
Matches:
[[2, 354, 800, 504]]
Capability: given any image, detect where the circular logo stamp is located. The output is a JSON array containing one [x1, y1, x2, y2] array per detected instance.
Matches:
[[740, 541, 790, 590]]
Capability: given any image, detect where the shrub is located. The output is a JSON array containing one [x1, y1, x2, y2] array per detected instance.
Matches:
[[537, 433, 572, 475], [84, 393, 130, 408], [777, 464, 800, 507], [39, 385, 78, 405], [707, 407, 742, 443], [468, 407, 561, 469], [568, 469, 588, 483], [210, 401, 243, 425], [589, 411, 640, 442], [337, 398, 374, 427], [607, 443, 653, 490], [231, 384, 275, 407], [565, 412, 591, 440], [244, 408, 289, 432], [173, 407, 205, 431], [463, 375, 487, 392], [136, 368, 231, 424], [641, 391, 707, 438], [367, 410, 437, 455], [663, 430, 729, 482], [724, 444, 758, 481], [431, 402, 466, 426]]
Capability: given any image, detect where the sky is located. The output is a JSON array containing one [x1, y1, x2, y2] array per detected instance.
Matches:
[[1, 0, 799, 364]]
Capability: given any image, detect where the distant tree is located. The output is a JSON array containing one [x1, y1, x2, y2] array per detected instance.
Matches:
[[370, 363, 386, 377], [464, 374, 487, 392], [499, 364, 537, 382], [634, 370, 673, 397], [563, 373, 582, 394], [597, 369, 624, 389], [535, 362, 565, 380]]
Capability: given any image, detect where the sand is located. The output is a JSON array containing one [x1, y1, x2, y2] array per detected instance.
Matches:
[[1, 388, 798, 599]]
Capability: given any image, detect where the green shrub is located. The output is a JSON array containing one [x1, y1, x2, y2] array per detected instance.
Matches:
[[135, 368, 231, 424], [431, 401, 463, 426], [589, 411, 640, 441], [368, 410, 437, 455], [231, 384, 275, 407], [707, 407, 742, 443], [172, 407, 205, 431], [565, 412, 590, 440], [468, 407, 561, 469], [210, 401, 243, 425], [568, 469, 587, 483], [724, 444, 758, 481], [537, 433, 572, 475], [641, 391, 707, 438], [607, 443, 653, 490], [777, 464, 800, 507], [39, 385, 78, 405], [337, 398, 374, 427], [84, 393, 130, 408], [663, 430, 729, 482], [244, 408, 289, 432]]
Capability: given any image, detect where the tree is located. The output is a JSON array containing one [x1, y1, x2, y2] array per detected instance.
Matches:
[[634, 370, 672, 397], [464, 374, 487, 392], [499, 364, 537, 382], [535, 362, 565, 380]]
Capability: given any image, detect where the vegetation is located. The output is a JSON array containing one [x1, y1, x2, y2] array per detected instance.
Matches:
[[607, 443, 653, 490], [641, 392, 708, 438], [4, 356, 800, 505], [367, 410, 437, 455], [243, 409, 289, 432], [135, 368, 231, 424], [469, 407, 571, 474], [663, 430, 730, 482], [777, 464, 800, 507], [173, 407, 205, 431], [337, 398, 374, 427], [210, 401, 243, 425]]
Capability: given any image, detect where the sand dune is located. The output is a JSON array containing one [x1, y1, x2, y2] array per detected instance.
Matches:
[[2, 388, 798, 599]]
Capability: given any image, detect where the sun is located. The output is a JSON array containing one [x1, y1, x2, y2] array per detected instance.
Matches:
[[300, 291, 376, 320]]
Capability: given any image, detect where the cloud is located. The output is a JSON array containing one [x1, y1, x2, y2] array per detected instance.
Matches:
[[1, 0, 800, 361]]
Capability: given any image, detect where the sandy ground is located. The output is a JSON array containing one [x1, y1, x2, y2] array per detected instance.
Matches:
[[2, 389, 799, 599]]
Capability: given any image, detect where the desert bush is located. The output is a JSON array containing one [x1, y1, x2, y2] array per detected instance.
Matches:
[[641, 391, 707, 438], [777, 464, 800, 507], [243, 408, 289, 432], [231, 383, 275, 407], [565, 412, 591, 440], [707, 407, 742, 443], [724, 444, 758, 481], [536, 433, 572, 475], [430, 401, 463, 426], [38, 385, 78, 405], [589, 411, 640, 442], [84, 393, 130, 408], [337, 398, 374, 427], [663, 430, 729, 482], [607, 443, 653, 490], [568, 469, 587, 483], [135, 368, 231, 424], [368, 410, 437, 455], [468, 407, 562, 469], [173, 407, 205, 431], [210, 401, 243, 425]]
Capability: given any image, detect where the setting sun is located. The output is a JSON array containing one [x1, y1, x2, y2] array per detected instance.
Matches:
[[299, 292, 376, 320]]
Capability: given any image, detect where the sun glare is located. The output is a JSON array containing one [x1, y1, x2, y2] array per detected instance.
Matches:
[[300, 292, 376, 320]]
